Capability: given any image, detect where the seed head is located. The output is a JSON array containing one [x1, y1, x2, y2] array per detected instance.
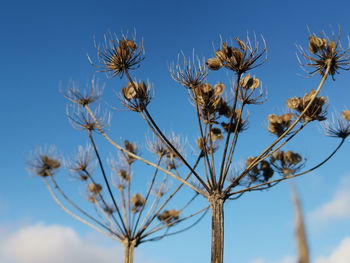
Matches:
[[298, 28, 350, 79], [89, 182, 102, 195], [28, 147, 60, 178], [131, 193, 145, 213], [91, 32, 144, 78]]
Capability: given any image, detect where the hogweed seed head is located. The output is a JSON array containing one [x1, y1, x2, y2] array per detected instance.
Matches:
[[89, 182, 102, 195], [28, 146, 60, 178], [91, 32, 144, 78], [298, 28, 350, 79]]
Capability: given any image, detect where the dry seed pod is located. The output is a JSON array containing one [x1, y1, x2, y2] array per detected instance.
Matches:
[[214, 82, 225, 96], [131, 193, 145, 213], [206, 58, 223, 70], [215, 50, 226, 61], [342, 110, 350, 121], [89, 182, 102, 195], [122, 84, 137, 100]]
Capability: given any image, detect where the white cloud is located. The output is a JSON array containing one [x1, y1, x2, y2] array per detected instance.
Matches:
[[308, 175, 350, 226], [314, 237, 350, 263], [0, 223, 154, 263], [251, 237, 350, 263]]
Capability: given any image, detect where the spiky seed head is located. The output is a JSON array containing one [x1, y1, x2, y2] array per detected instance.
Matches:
[[342, 110, 350, 121], [118, 169, 130, 181], [89, 183, 102, 195], [206, 58, 223, 70], [131, 193, 145, 213]]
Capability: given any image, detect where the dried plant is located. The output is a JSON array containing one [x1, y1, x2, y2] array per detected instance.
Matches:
[[29, 78, 208, 263], [30, 28, 350, 263]]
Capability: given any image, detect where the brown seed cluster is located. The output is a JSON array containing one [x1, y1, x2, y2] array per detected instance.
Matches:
[[95, 36, 144, 78], [240, 74, 260, 90], [157, 209, 180, 224], [267, 113, 293, 137], [299, 30, 350, 78], [245, 157, 274, 182], [121, 81, 152, 111], [89, 182, 102, 195], [270, 150, 302, 176], [194, 82, 225, 119], [124, 140, 138, 164], [286, 89, 327, 122], [207, 36, 266, 74], [131, 193, 145, 213], [30, 154, 61, 178]]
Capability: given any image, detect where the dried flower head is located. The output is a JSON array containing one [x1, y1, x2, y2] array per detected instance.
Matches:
[[210, 34, 266, 74], [211, 127, 224, 141], [67, 144, 96, 181], [64, 78, 103, 106], [170, 51, 208, 89], [120, 80, 153, 112], [123, 140, 138, 164], [28, 146, 60, 177], [67, 104, 111, 133], [270, 150, 303, 176], [286, 89, 327, 122], [89, 182, 102, 195], [131, 193, 145, 213], [322, 111, 350, 138], [91, 32, 144, 78], [157, 209, 180, 224], [146, 135, 170, 157], [245, 157, 274, 183], [221, 109, 248, 133], [267, 113, 293, 137], [297, 28, 350, 79], [240, 74, 260, 90]]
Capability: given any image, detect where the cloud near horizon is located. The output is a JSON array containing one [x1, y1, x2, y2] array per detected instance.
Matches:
[[308, 174, 350, 226], [250, 237, 350, 263], [0, 223, 155, 263]]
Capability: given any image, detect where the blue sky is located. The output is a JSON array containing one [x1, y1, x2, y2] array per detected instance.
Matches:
[[1, 0, 350, 262]]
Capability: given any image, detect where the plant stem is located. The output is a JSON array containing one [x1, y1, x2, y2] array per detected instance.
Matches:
[[209, 195, 224, 263]]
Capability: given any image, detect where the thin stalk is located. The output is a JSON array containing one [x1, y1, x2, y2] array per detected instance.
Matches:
[[43, 177, 121, 241], [228, 138, 345, 197], [85, 105, 206, 196], [88, 130, 128, 234]]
